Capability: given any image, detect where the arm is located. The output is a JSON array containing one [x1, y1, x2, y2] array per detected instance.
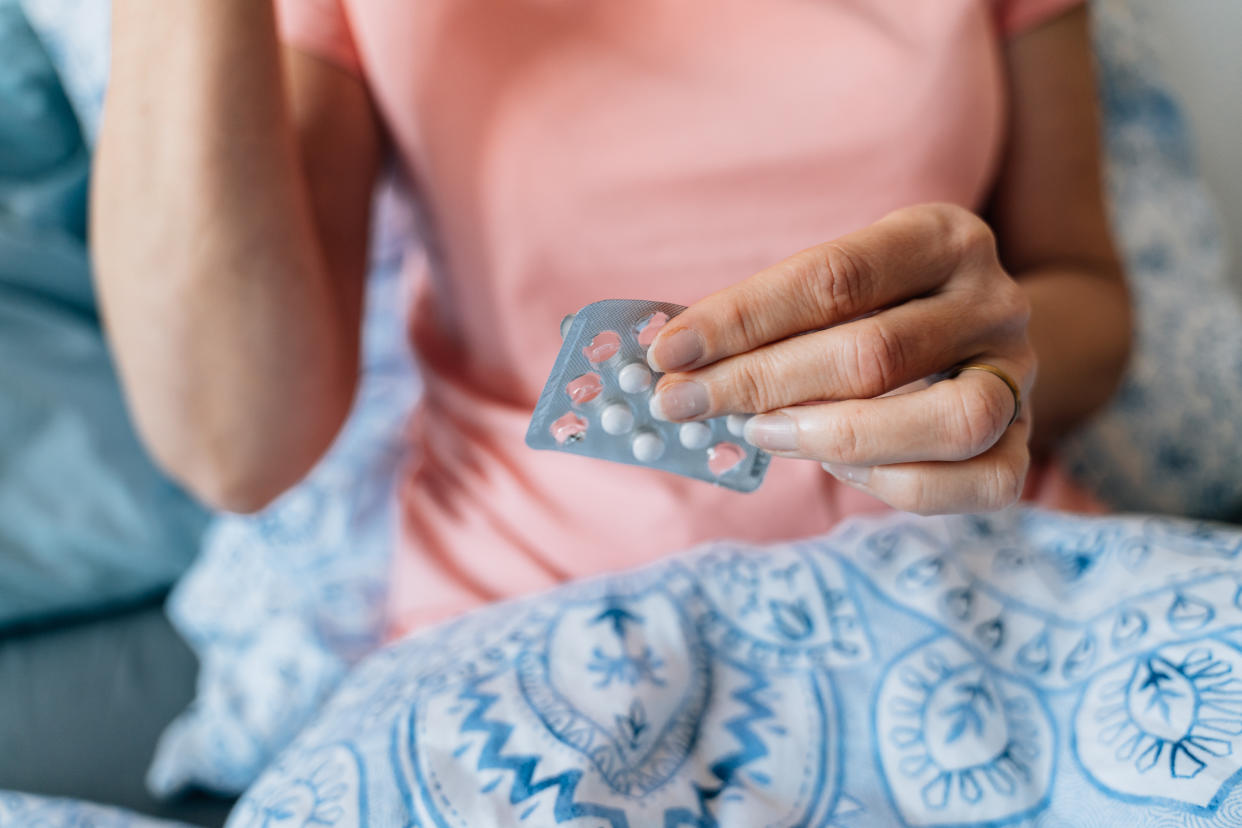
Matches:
[[93, 0, 384, 511], [989, 6, 1132, 455]]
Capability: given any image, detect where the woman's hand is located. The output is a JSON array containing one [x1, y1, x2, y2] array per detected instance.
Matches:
[[647, 203, 1036, 515]]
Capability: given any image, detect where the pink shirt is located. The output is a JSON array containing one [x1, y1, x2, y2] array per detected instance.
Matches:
[[277, 0, 1091, 637]]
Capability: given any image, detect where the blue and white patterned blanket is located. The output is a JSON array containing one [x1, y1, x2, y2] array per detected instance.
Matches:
[[216, 508, 1242, 827], [8, 508, 1242, 826]]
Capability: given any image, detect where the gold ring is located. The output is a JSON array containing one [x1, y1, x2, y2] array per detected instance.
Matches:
[[950, 363, 1022, 427]]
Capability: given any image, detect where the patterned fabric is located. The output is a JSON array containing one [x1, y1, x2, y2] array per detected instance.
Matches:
[[0, 792, 192, 828], [228, 507, 1242, 826]]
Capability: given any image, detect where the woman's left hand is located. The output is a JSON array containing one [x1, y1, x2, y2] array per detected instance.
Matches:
[[646, 203, 1036, 515]]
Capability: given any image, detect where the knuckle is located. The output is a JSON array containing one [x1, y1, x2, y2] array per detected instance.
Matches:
[[938, 205, 996, 264], [723, 293, 765, 352], [728, 354, 783, 414], [982, 451, 1028, 511], [897, 475, 942, 517], [847, 323, 907, 397], [804, 242, 868, 321], [993, 279, 1032, 330], [822, 409, 868, 465], [950, 383, 1011, 459]]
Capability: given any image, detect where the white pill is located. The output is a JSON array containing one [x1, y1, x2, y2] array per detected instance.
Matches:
[[601, 404, 635, 435], [679, 421, 712, 450], [632, 431, 665, 463], [618, 362, 653, 394], [726, 414, 750, 437]]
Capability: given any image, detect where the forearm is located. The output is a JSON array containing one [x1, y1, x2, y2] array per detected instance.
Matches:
[[94, 0, 362, 510], [1017, 263, 1132, 454]]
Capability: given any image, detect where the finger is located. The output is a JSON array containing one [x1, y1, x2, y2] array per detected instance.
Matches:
[[647, 203, 997, 373], [648, 279, 1027, 421], [742, 357, 1029, 464], [823, 415, 1032, 516]]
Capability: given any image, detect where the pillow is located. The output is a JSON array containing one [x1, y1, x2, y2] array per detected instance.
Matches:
[[147, 182, 423, 797], [0, 219, 209, 631], [1058, 0, 1242, 520], [18, 0, 109, 145], [0, 0, 87, 238], [229, 507, 1242, 826], [0, 792, 192, 828]]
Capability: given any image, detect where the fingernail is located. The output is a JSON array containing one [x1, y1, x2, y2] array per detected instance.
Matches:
[[822, 463, 873, 486], [649, 382, 709, 421], [648, 329, 703, 373], [744, 413, 799, 452]]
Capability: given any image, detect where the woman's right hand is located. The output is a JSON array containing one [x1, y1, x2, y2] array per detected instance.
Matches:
[[95, 0, 383, 511]]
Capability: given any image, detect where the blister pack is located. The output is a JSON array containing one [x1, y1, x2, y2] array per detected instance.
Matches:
[[526, 299, 771, 493]]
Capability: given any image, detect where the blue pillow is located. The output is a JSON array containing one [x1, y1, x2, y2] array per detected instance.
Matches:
[[0, 0, 87, 239], [18, 0, 109, 145], [0, 220, 210, 631]]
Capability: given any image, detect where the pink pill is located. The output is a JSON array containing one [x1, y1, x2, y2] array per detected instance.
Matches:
[[550, 412, 588, 445], [582, 331, 622, 363], [565, 372, 603, 405], [708, 442, 746, 476], [635, 312, 669, 347]]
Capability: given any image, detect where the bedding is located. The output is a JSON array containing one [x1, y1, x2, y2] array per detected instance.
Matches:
[[0, 599, 234, 827], [227, 507, 1242, 826], [12, 0, 1242, 807], [0, 221, 210, 630], [14, 508, 1242, 827], [0, 793, 193, 828], [0, 0, 87, 239]]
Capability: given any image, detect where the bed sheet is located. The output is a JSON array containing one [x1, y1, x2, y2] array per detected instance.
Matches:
[[224, 507, 1242, 826]]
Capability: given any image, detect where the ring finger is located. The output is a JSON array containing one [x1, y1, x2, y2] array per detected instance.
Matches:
[[743, 355, 1030, 465]]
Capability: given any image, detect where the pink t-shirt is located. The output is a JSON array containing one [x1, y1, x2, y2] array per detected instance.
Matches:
[[276, 0, 1091, 637]]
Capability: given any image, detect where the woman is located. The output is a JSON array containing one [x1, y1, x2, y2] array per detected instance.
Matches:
[[94, 0, 1130, 636]]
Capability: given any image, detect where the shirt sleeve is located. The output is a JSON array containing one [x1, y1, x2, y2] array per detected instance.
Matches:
[[274, 0, 363, 75], [995, 0, 1086, 37]]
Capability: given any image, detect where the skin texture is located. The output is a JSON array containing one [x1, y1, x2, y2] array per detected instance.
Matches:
[[94, 5, 1128, 515]]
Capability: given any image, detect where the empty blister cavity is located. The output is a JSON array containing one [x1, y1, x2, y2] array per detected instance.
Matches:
[[582, 330, 622, 363], [708, 442, 746, 476], [559, 313, 576, 339], [632, 431, 665, 463], [635, 312, 669, 347], [726, 414, 750, 438], [551, 412, 588, 445], [618, 362, 653, 394], [566, 372, 603, 405], [679, 421, 712, 450], [601, 404, 635, 436]]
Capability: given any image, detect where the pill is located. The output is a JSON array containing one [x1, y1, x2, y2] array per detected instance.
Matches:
[[618, 362, 653, 394], [582, 330, 622, 363], [632, 431, 665, 463], [679, 421, 712, 450], [550, 412, 588, 445], [601, 404, 635, 435], [708, 442, 746, 476], [635, 312, 669, 347], [726, 414, 750, 437], [566, 372, 604, 405]]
